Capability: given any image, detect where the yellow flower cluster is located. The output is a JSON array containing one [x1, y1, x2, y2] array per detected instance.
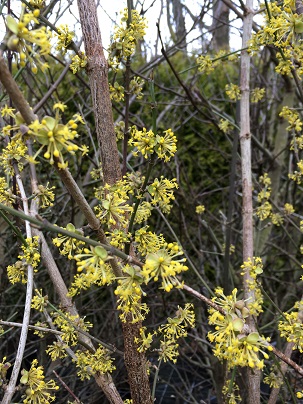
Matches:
[[73, 345, 116, 380], [7, 261, 28, 284], [280, 106, 302, 132], [218, 118, 234, 134], [31, 289, 48, 312], [256, 173, 283, 225], [115, 120, 125, 140], [109, 77, 143, 102], [69, 246, 114, 296], [6, 10, 50, 73], [53, 312, 92, 346], [263, 366, 283, 389], [7, 238, 41, 283], [197, 54, 215, 74], [46, 341, 68, 361], [0, 177, 14, 207], [222, 380, 241, 404], [240, 257, 264, 316], [107, 229, 131, 249], [109, 82, 125, 102], [134, 303, 195, 364], [195, 204, 205, 214], [70, 52, 87, 74], [225, 83, 241, 101], [251, 88, 265, 103], [284, 202, 295, 214], [28, 108, 87, 168], [208, 287, 272, 369], [142, 243, 188, 292], [52, 223, 85, 259], [134, 326, 156, 353], [109, 8, 147, 68], [33, 183, 55, 208], [250, 1, 303, 76], [197, 50, 232, 74], [278, 301, 303, 351], [0, 138, 28, 175], [55, 24, 74, 54], [134, 201, 153, 224], [134, 226, 165, 256], [148, 176, 178, 213], [0, 357, 11, 386], [158, 304, 195, 363], [129, 76, 144, 99], [95, 189, 133, 228], [129, 127, 177, 162], [21, 359, 59, 403], [115, 264, 148, 323]]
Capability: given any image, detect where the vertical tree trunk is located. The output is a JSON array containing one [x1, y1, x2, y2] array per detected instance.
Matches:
[[240, 1, 260, 403], [76, 2, 152, 403], [166, 0, 187, 50], [77, 0, 121, 186], [212, 0, 230, 51]]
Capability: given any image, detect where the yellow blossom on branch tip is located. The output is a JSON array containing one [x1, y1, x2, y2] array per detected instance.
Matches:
[[70, 52, 87, 74], [69, 245, 113, 296], [129, 127, 177, 161], [21, 359, 59, 403], [108, 8, 147, 68], [225, 83, 241, 100], [6, 12, 51, 72], [1, 105, 15, 118], [142, 243, 188, 291], [53, 223, 85, 259], [73, 346, 115, 380], [114, 265, 148, 323], [28, 110, 87, 166], [55, 24, 74, 54], [284, 202, 295, 214], [196, 205, 205, 214]]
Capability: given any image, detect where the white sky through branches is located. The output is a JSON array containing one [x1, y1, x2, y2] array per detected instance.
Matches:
[[0, 1, 252, 58]]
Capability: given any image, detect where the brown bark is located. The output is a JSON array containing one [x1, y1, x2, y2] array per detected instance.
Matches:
[[212, 0, 230, 51], [239, 1, 260, 403], [76, 2, 152, 402], [122, 322, 153, 404], [76, 0, 121, 186]]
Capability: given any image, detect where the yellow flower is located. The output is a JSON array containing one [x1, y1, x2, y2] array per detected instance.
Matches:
[[142, 243, 188, 291], [108, 8, 147, 67], [53, 223, 85, 259], [53, 102, 67, 112], [0, 138, 27, 174], [196, 205, 205, 214], [197, 54, 214, 74], [1, 105, 16, 118], [225, 83, 241, 101], [28, 111, 86, 166], [33, 183, 55, 208], [115, 265, 148, 323], [109, 82, 125, 102], [55, 24, 74, 54], [129, 127, 157, 159], [21, 359, 59, 403], [284, 203, 295, 214], [155, 128, 177, 162], [31, 289, 48, 312], [70, 52, 87, 74], [73, 346, 115, 380], [251, 88, 265, 103], [6, 11, 50, 72]]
